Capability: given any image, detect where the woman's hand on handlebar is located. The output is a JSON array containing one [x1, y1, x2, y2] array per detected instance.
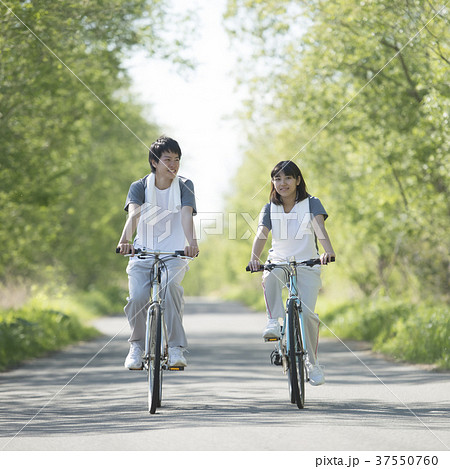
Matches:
[[117, 242, 135, 256], [320, 251, 336, 265]]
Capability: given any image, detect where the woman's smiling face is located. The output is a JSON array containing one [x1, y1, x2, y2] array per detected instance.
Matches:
[[272, 171, 300, 199]]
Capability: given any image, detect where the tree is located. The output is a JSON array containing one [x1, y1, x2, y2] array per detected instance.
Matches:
[[218, 0, 449, 301], [0, 0, 193, 289]]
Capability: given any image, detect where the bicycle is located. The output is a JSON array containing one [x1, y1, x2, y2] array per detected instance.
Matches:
[[116, 247, 193, 414], [247, 257, 334, 409]]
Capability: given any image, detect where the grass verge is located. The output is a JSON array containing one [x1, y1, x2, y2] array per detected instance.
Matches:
[[0, 285, 126, 372], [320, 298, 449, 370], [0, 306, 99, 371]]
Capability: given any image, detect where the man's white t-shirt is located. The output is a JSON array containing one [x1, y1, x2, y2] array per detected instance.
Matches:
[[124, 175, 196, 252]]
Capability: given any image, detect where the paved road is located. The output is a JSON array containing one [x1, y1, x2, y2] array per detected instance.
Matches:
[[0, 298, 449, 451]]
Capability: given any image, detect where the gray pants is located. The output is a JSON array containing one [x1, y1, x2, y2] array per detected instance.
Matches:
[[124, 257, 188, 348], [262, 266, 322, 365]]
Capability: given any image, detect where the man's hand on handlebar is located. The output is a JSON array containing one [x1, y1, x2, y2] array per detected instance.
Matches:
[[184, 245, 199, 258], [247, 260, 262, 272], [117, 242, 135, 256]]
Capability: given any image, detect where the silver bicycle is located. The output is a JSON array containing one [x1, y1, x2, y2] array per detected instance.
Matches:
[[118, 248, 192, 413]]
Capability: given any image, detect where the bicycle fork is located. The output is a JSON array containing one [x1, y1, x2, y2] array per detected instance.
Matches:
[[143, 301, 158, 368], [296, 307, 310, 383], [269, 301, 309, 381]]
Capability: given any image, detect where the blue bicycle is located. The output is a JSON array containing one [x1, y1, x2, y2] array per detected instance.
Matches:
[[247, 258, 333, 409]]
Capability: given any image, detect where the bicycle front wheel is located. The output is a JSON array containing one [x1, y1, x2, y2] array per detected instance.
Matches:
[[147, 303, 162, 414], [287, 300, 305, 409]]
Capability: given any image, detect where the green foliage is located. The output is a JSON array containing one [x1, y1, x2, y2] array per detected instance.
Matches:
[[27, 283, 127, 320], [222, 0, 449, 302], [0, 284, 128, 370], [321, 299, 413, 343], [0, 305, 99, 371], [379, 305, 450, 369], [0, 1, 196, 367], [0, 0, 192, 290], [321, 299, 450, 369], [185, 0, 450, 369]]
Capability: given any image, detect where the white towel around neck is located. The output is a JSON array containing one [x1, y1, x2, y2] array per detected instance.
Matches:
[[145, 172, 181, 213]]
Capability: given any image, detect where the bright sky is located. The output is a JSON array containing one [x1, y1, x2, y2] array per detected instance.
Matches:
[[124, 0, 244, 221]]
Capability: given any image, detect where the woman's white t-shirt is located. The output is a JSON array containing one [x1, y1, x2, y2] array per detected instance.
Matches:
[[258, 196, 328, 262]]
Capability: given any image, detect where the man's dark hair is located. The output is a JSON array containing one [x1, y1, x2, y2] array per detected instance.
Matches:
[[149, 136, 182, 172]]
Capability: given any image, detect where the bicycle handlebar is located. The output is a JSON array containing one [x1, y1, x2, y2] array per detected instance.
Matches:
[[116, 247, 186, 257], [246, 257, 335, 272]]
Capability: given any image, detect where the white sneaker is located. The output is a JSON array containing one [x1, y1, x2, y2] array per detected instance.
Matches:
[[168, 347, 187, 367], [124, 342, 143, 370], [307, 363, 325, 386], [263, 319, 281, 339]]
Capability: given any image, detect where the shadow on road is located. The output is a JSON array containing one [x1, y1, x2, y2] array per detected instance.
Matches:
[[0, 301, 449, 443]]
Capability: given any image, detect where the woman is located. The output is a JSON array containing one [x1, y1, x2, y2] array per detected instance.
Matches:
[[248, 161, 335, 386]]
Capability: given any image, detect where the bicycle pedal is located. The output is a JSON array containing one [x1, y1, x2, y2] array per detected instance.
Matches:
[[128, 365, 144, 371], [167, 366, 185, 371], [264, 337, 279, 342]]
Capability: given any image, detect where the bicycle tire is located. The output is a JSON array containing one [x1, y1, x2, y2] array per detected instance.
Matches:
[[147, 303, 162, 414], [294, 310, 306, 408], [287, 300, 305, 409]]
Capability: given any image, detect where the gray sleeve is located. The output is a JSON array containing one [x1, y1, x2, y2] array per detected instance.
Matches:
[[258, 203, 271, 230], [124, 178, 146, 212], [180, 178, 197, 216], [309, 196, 328, 221]]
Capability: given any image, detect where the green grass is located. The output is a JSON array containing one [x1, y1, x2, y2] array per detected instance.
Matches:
[[320, 298, 449, 370], [0, 305, 99, 371], [0, 285, 126, 372]]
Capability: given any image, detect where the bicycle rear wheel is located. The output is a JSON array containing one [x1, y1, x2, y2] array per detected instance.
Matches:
[[287, 300, 305, 409], [147, 303, 162, 414]]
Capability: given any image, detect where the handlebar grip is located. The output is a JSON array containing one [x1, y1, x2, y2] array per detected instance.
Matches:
[[174, 250, 185, 256], [246, 265, 265, 272], [116, 247, 142, 254]]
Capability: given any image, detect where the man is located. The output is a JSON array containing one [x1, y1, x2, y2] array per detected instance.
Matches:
[[117, 136, 199, 369]]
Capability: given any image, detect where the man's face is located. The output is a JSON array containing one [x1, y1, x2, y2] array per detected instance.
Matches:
[[152, 151, 180, 180]]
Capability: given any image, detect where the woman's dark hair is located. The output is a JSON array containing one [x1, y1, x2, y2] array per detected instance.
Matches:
[[270, 160, 308, 205], [149, 135, 182, 172]]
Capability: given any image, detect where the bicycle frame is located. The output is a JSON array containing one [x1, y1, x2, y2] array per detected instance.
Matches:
[[268, 261, 309, 376], [136, 250, 187, 372], [248, 257, 332, 408], [285, 262, 308, 370], [249, 257, 328, 408], [143, 255, 169, 370], [120, 248, 190, 413]]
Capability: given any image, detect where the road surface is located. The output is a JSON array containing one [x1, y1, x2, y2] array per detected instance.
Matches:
[[0, 298, 449, 452]]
